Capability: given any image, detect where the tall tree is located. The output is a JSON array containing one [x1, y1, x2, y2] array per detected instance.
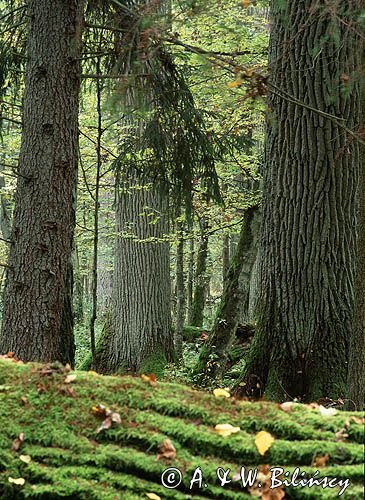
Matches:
[[236, 1, 363, 401], [0, 0, 83, 364], [191, 217, 209, 327]]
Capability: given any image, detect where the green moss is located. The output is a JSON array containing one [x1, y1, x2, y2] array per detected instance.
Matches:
[[0, 359, 363, 499]]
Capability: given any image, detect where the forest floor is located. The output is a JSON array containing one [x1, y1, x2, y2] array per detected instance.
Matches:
[[0, 355, 364, 499]]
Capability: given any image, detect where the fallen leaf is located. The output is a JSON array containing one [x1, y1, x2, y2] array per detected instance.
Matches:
[[140, 373, 157, 387], [335, 428, 349, 442], [92, 404, 122, 433], [319, 405, 337, 417], [279, 401, 294, 413], [242, 0, 251, 7], [157, 438, 176, 460], [255, 431, 275, 456], [97, 416, 113, 433], [214, 423, 240, 437], [213, 388, 231, 398], [312, 453, 330, 467], [12, 433, 25, 452], [88, 370, 99, 376], [64, 374, 77, 384], [350, 416, 365, 425], [8, 477, 25, 486], [227, 80, 242, 89], [146, 494, 161, 500], [19, 455, 32, 464]]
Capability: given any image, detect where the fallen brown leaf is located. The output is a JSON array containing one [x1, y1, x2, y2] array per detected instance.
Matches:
[[312, 453, 330, 467], [12, 433, 25, 452], [157, 438, 176, 460]]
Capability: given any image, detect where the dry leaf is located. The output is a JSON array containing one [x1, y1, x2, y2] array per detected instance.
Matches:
[[64, 374, 77, 384], [213, 388, 230, 398], [88, 370, 99, 376], [91, 404, 122, 433], [350, 416, 365, 425], [19, 455, 32, 464], [242, 0, 251, 7], [140, 373, 157, 387], [157, 438, 176, 460], [8, 477, 25, 486], [12, 433, 25, 452], [146, 494, 161, 500], [227, 80, 242, 89], [335, 428, 349, 442], [255, 431, 275, 456], [214, 423, 240, 437], [318, 406, 337, 417], [312, 453, 330, 467], [279, 402, 294, 413]]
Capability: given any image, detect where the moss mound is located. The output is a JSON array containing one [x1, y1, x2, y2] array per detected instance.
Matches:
[[0, 357, 364, 499]]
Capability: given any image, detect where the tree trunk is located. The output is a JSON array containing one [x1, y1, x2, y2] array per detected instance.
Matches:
[[348, 59, 365, 410], [175, 205, 185, 358], [193, 206, 258, 382], [236, 0, 362, 402], [191, 217, 209, 327], [186, 231, 195, 324], [222, 232, 230, 286], [96, 174, 174, 374], [239, 206, 261, 323], [0, 0, 83, 364], [0, 163, 11, 243]]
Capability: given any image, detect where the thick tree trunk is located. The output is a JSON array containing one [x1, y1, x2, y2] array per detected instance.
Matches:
[[0, 163, 11, 243], [0, 0, 83, 364], [236, 1, 362, 402], [348, 69, 365, 410], [193, 206, 258, 382], [191, 217, 209, 327], [96, 174, 174, 374]]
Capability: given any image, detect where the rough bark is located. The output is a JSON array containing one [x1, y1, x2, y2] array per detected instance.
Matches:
[[193, 206, 258, 382], [0, 0, 83, 364], [0, 164, 11, 243], [191, 217, 209, 327], [348, 65, 365, 410], [175, 206, 185, 358], [222, 232, 230, 286], [96, 174, 174, 374], [236, 1, 362, 402]]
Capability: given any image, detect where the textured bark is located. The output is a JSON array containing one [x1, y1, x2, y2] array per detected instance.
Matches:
[[191, 217, 209, 327], [175, 206, 185, 358], [238, 206, 261, 323], [193, 206, 258, 382], [0, 164, 11, 243], [96, 174, 173, 373], [348, 69, 365, 410], [236, 1, 362, 402], [222, 233, 230, 286], [0, 0, 83, 364]]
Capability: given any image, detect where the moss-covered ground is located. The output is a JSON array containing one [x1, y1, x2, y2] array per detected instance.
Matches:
[[0, 357, 364, 499]]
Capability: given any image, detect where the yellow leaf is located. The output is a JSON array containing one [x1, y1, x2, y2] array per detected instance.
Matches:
[[213, 388, 230, 398], [8, 477, 25, 485], [255, 431, 275, 455], [242, 0, 251, 8], [88, 370, 99, 376], [146, 494, 161, 500], [227, 81, 242, 89], [214, 424, 240, 437], [19, 455, 32, 464], [140, 374, 150, 382]]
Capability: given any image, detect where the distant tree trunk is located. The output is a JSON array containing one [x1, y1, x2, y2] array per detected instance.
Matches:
[[96, 174, 174, 374], [175, 205, 185, 358], [236, 1, 362, 402], [238, 207, 260, 323], [222, 233, 230, 286], [191, 217, 209, 327], [0, 0, 83, 364], [73, 244, 84, 323], [193, 206, 258, 382], [186, 231, 194, 324], [348, 72, 365, 410], [0, 164, 11, 243]]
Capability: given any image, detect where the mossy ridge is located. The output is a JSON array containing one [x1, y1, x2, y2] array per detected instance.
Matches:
[[0, 359, 364, 499]]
